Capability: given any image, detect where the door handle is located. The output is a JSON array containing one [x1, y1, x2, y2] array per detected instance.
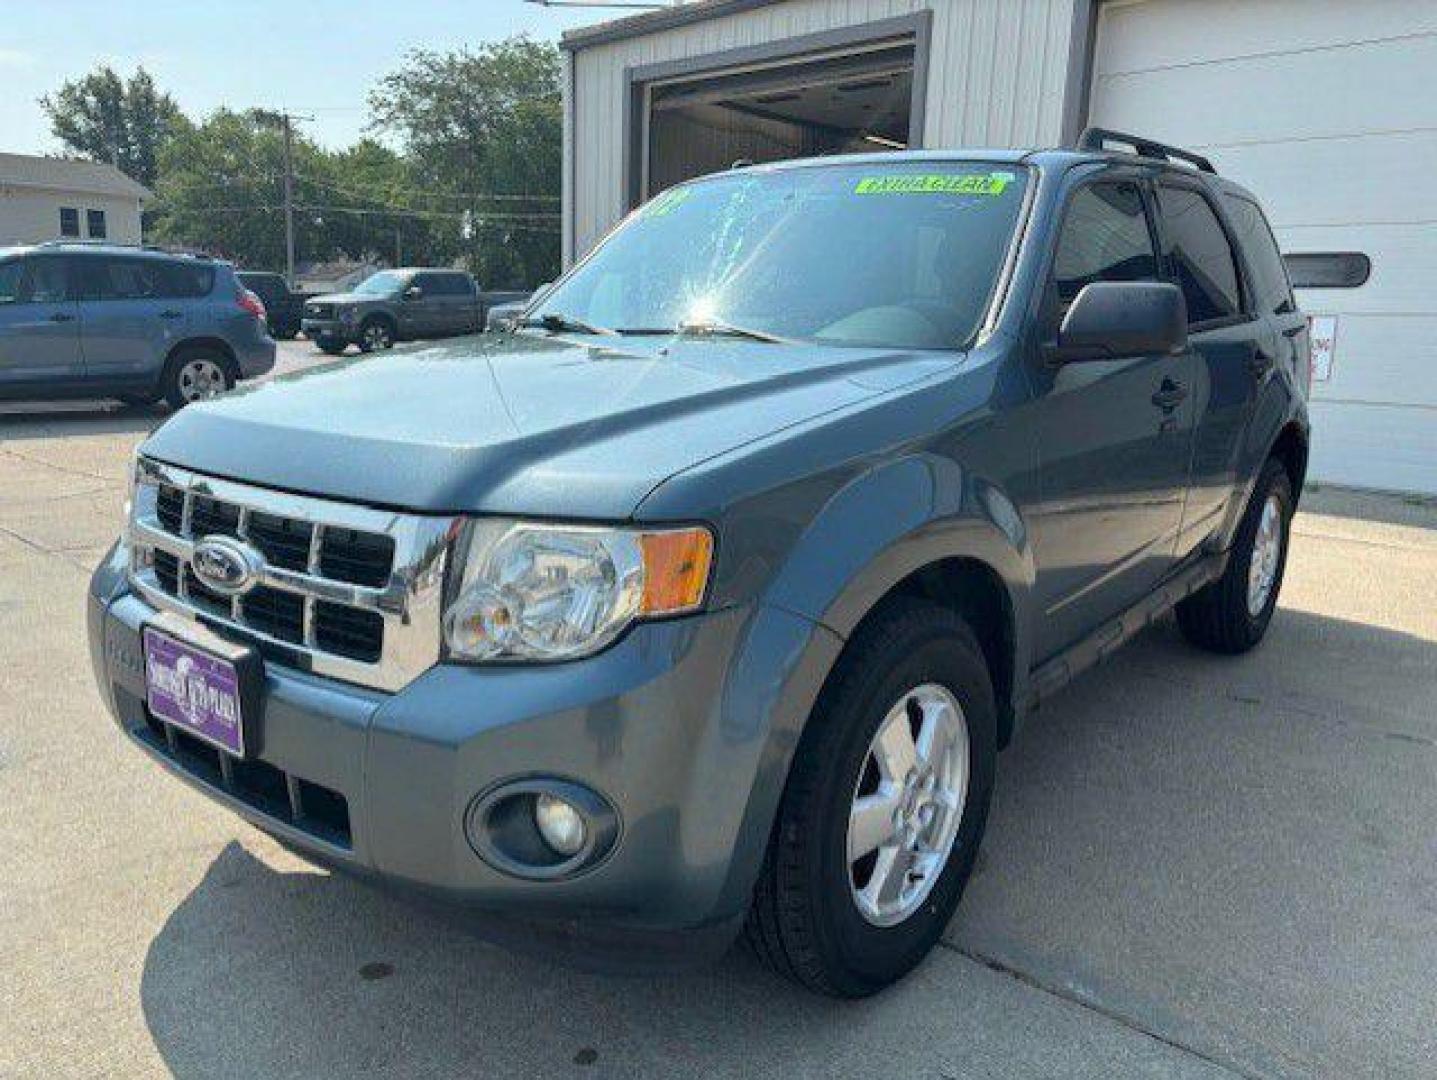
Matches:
[[1151, 380, 1188, 412], [49, 312, 75, 323], [1247, 347, 1276, 377], [158, 310, 183, 320]]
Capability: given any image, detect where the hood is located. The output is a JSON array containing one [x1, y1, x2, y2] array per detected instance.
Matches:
[[141, 333, 957, 518]]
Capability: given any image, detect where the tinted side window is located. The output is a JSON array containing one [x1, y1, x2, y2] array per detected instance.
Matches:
[[1052, 182, 1158, 307], [1225, 195, 1294, 315], [1156, 185, 1242, 324], [0, 260, 22, 303], [156, 261, 215, 299], [86, 257, 164, 300], [25, 257, 73, 303]]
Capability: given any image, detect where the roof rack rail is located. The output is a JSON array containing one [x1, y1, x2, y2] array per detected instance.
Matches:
[[1076, 127, 1216, 174]]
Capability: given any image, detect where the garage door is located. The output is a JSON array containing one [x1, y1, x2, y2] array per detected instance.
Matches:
[[1088, 0, 1437, 494]]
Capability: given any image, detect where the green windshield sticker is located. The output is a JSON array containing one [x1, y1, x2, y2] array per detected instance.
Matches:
[[645, 187, 693, 217], [854, 172, 1015, 197]]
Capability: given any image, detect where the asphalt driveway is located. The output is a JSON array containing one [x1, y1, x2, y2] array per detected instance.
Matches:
[[2, 357, 1434, 1078]]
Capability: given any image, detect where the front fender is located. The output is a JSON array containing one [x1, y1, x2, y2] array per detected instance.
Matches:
[[704, 456, 1036, 913]]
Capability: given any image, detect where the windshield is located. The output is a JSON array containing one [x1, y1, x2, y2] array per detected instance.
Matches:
[[535, 162, 1030, 349], [353, 271, 406, 297]]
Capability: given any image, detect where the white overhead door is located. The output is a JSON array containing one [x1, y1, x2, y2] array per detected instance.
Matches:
[[1089, 0, 1437, 494]]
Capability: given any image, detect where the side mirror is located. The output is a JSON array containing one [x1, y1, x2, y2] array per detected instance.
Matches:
[[403, 285, 423, 301], [1047, 281, 1187, 364]]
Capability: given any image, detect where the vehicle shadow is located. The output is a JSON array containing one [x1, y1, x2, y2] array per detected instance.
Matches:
[[137, 609, 1437, 1079], [0, 400, 167, 441]]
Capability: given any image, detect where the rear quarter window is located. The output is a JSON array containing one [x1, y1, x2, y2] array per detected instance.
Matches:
[[158, 261, 216, 299]]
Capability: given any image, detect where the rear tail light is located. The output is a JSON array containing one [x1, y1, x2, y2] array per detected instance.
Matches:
[[237, 288, 267, 322]]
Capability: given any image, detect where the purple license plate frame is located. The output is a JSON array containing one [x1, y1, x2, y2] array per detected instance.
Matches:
[[143, 627, 247, 756]]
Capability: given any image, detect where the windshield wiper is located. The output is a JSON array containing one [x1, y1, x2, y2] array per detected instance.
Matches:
[[672, 318, 793, 344], [519, 312, 617, 336]]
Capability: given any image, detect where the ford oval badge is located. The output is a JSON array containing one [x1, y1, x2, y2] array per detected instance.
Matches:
[[190, 536, 262, 596]]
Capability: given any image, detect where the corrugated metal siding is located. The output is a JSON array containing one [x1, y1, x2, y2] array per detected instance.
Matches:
[[568, 0, 1081, 259]]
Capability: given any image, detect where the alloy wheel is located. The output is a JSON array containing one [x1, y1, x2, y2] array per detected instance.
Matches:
[[1246, 493, 1284, 617], [847, 683, 969, 927], [177, 358, 227, 403]]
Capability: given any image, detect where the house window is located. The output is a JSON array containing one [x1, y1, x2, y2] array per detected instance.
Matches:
[[86, 209, 107, 240], [59, 207, 79, 237]]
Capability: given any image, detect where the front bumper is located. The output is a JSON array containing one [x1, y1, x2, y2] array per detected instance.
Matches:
[[87, 543, 840, 960], [301, 318, 352, 342]]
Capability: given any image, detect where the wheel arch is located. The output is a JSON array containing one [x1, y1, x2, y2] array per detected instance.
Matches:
[[1270, 420, 1309, 502]]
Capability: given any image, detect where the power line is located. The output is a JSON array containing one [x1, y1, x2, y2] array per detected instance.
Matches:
[[295, 172, 560, 204]]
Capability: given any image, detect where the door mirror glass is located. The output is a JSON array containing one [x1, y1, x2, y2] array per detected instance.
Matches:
[[403, 285, 423, 301], [1050, 281, 1187, 363]]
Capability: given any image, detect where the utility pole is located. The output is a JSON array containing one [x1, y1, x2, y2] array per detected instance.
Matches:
[[282, 114, 295, 284], [276, 111, 313, 284]]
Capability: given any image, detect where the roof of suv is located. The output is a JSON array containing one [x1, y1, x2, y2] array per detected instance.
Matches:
[[0, 241, 225, 264]]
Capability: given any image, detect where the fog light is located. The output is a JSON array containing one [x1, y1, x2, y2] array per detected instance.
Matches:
[[534, 793, 586, 856]]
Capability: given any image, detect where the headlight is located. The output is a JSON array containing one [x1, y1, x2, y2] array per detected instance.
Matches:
[[443, 520, 714, 663]]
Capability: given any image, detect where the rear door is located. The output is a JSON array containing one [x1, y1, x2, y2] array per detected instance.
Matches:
[[1152, 180, 1268, 554], [0, 255, 85, 390], [76, 255, 195, 385], [1027, 176, 1199, 660], [409, 273, 454, 335]]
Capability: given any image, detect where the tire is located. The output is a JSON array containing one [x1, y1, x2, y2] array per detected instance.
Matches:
[[356, 318, 395, 353], [316, 337, 348, 356], [1176, 457, 1294, 654], [160, 347, 235, 411], [746, 598, 997, 997]]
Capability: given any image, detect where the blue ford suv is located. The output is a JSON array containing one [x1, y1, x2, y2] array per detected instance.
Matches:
[[0, 243, 275, 409], [88, 134, 1309, 996]]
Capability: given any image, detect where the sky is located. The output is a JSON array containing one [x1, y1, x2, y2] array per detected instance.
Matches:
[[0, 0, 626, 155]]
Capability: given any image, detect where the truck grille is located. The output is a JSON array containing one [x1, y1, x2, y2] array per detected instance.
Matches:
[[128, 459, 455, 692]]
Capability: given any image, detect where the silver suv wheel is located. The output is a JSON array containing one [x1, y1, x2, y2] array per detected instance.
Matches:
[[176, 358, 227, 403], [1246, 494, 1284, 617], [847, 683, 969, 927]]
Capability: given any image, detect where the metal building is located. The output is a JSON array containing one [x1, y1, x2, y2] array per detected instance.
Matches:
[[561, 0, 1437, 495]]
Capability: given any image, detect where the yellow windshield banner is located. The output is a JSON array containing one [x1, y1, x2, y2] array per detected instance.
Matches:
[[854, 172, 1014, 196]]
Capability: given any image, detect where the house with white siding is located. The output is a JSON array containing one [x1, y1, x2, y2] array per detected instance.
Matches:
[[0, 152, 151, 247], [561, 0, 1437, 494]]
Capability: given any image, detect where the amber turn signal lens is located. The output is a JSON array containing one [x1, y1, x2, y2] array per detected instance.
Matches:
[[639, 527, 714, 615]]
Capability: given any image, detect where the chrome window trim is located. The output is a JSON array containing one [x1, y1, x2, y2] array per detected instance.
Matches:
[[127, 458, 458, 693]]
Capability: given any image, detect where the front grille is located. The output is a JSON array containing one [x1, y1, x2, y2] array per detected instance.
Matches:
[[127, 460, 454, 692]]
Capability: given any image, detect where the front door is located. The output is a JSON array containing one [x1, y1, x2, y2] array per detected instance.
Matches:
[[1027, 177, 1198, 661], [0, 255, 84, 391]]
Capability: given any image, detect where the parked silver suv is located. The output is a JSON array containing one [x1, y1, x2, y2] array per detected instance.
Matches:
[[0, 243, 276, 409]]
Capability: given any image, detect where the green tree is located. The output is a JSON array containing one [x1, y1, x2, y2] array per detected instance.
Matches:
[[40, 66, 187, 189], [149, 109, 296, 268], [368, 37, 562, 288]]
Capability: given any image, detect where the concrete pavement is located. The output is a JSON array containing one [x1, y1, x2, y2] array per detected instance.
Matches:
[[1, 359, 1434, 1078]]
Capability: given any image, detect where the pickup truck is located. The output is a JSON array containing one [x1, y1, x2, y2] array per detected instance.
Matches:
[[301, 267, 528, 354], [236, 271, 311, 340], [88, 132, 1309, 997]]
